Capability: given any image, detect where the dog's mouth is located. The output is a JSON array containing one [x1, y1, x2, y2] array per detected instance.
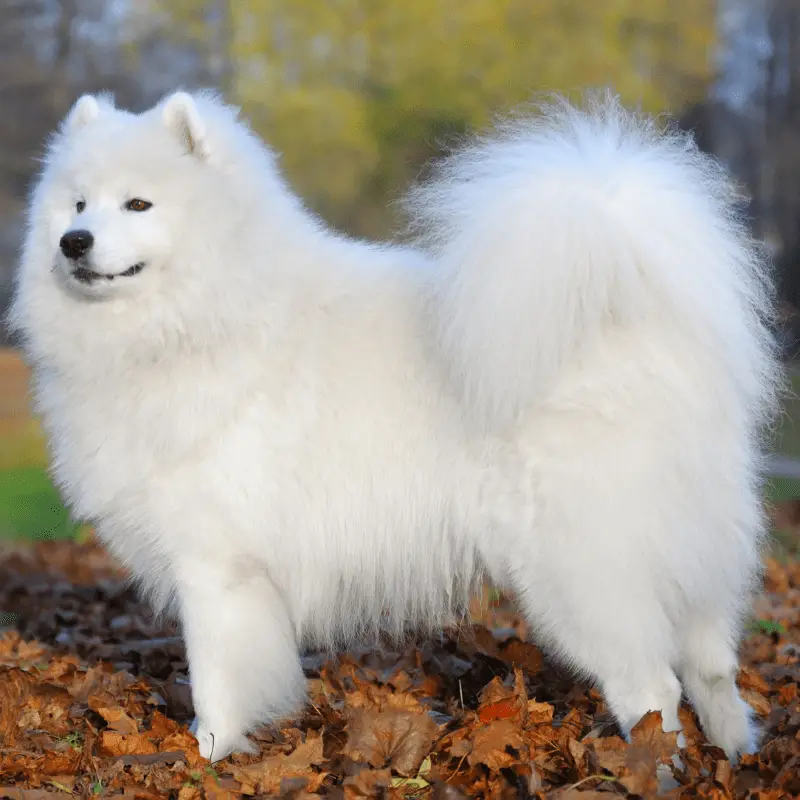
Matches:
[[72, 263, 146, 284]]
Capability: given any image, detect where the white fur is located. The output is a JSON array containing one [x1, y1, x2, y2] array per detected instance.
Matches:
[[64, 94, 103, 132], [162, 91, 210, 160], [8, 90, 780, 762]]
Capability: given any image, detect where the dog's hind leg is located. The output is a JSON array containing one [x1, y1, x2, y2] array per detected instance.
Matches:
[[498, 448, 686, 746], [514, 566, 685, 741], [174, 555, 306, 762], [677, 613, 758, 761]]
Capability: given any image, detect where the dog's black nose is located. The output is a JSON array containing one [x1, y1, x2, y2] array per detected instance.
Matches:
[[59, 229, 94, 260]]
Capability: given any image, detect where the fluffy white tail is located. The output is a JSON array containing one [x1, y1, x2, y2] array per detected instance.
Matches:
[[405, 94, 779, 430]]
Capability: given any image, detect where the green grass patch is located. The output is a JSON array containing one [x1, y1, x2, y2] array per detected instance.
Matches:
[[773, 370, 800, 460], [0, 465, 78, 540], [747, 618, 787, 636], [0, 412, 76, 541], [765, 475, 800, 503]]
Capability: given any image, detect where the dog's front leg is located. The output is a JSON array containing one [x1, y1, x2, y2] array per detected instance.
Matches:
[[173, 555, 306, 762]]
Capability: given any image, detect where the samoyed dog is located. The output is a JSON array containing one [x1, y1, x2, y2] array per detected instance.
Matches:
[[9, 90, 780, 763]]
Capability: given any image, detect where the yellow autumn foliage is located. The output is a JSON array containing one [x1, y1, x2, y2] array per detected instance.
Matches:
[[151, 0, 715, 236]]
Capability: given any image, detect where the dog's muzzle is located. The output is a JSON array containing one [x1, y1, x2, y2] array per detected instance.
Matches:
[[71, 263, 146, 284]]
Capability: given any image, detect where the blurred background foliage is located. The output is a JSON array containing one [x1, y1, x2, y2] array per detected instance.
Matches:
[[152, 0, 716, 237]]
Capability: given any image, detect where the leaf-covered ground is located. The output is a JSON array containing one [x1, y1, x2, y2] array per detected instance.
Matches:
[[0, 534, 798, 799]]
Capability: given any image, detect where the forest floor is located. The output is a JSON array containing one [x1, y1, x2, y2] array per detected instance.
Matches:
[[0, 531, 798, 799]]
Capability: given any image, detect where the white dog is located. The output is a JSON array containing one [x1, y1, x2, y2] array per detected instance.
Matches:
[[8, 90, 780, 763]]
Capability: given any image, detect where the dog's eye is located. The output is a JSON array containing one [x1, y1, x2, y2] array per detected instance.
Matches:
[[76, 200, 86, 213], [125, 198, 153, 212]]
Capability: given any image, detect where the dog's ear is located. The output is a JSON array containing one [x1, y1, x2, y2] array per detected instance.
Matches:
[[162, 92, 210, 160], [64, 94, 103, 133]]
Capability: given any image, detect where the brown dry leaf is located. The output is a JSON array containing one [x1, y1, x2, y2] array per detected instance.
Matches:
[[383, 692, 425, 714], [592, 734, 629, 776], [629, 710, 679, 764], [477, 675, 515, 707], [0, 668, 74, 743], [342, 767, 392, 797], [738, 666, 771, 694], [0, 670, 33, 744], [467, 719, 527, 772], [97, 730, 159, 757], [38, 752, 82, 777], [590, 713, 678, 797], [677, 704, 705, 748], [567, 737, 589, 776], [526, 700, 555, 725], [388, 670, 413, 693], [499, 639, 544, 673], [343, 708, 439, 776], [1, 532, 799, 798], [44, 775, 76, 793], [477, 697, 519, 723], [88, 690, 138, 734], [619, 746, 661, 797], [593, 736, 661, 796], [777, 681, 798, 706], [546, 708, 584, 751], [446, 727, 473, 759], [160, 730, 205, 768], [344, 682, 425, 715], [0, 634, 48, 664], [714, 758, 732, 791], [477, 668, 527, 725], [741, 688, 772, 717], [230, 731, 325, 795], [147, 710, 182, 740], [202, 772, 240, 800], [66, 664, 107, 702]]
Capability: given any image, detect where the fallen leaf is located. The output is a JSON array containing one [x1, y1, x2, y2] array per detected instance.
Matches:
[[1, 532, 798, 798], [88, 691, 138, 734], [343, 768, 392, 797], [526, 700, 555, 725], [97, 731, 158, 757], [738, 666, 771, 694], [590, 712, 679, 797], [467, 719, 527, 771], [741, 688, 772, 716], [499, 639, 544, 674], [629, 710, 679, 764], [592, 734, 629, 776], [477, 698, 519, 723], [344, 709, 439, 776], [229, 731, 325, 795]]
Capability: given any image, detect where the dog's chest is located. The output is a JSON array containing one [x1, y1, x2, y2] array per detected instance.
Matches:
[[39, 361, 259, 515]]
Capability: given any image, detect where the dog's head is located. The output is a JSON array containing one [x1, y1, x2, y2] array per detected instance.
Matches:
[[34, 92, 218, 301], [8, 90, 297, 365]]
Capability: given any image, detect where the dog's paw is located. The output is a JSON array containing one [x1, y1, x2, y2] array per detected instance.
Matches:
[[192, 719, 259, 762]]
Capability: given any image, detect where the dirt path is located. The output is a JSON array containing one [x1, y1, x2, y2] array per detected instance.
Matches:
[[0, 348, 30, 420]]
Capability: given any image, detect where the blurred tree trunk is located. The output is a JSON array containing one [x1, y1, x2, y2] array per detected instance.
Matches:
[[709, 0, 800, 311], [765, 0, 800, 308], [54, 0, 78, 66], [207, 0, 233, 97], [710, 0, 772, 236]]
